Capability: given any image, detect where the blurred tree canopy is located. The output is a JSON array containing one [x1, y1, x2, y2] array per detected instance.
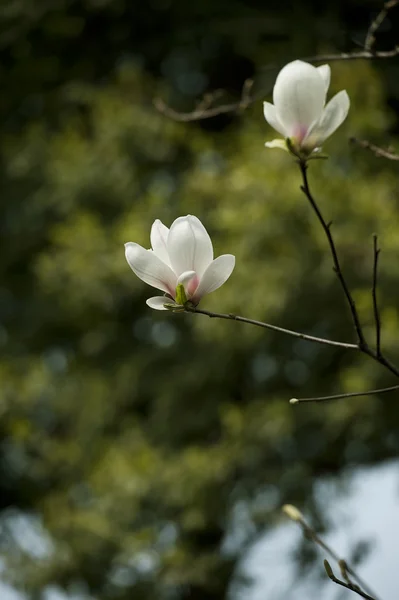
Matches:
[[1, 1, 399, 599]]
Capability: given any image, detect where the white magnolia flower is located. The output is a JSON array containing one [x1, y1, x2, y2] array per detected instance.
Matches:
[[125, 215, 235, 310], [263, 60, 350, 156]]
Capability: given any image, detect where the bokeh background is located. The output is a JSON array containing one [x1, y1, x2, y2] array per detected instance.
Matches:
[[1, 0, 399, 599]]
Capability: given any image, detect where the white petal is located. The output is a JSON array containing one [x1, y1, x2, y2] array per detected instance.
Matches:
[[317, 64, 331, 93], [167, 215, 213, 278], [177, 270, 197, 286], [146, 296, 174, 310], [263, 102, 287, 136], [306, 90, 350, 146], [265, 139, 289, 151], [273, 60, 326, 138], [150, 219, 171, 265], [192, 254, 235, 302], [125, 242, 177, 294]]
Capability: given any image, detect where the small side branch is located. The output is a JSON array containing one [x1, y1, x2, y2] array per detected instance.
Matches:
[[324, 560, 377, 600], [290, 383, 399, 404], [365, 0, 399, 52], [351, 138, 399, 161], [372, 235, 382, 356], [184, 306, 358, 349]]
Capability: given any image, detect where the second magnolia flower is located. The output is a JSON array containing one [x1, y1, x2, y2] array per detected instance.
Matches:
[[263, 60, 350, 155], [125, 215, 235, 310]]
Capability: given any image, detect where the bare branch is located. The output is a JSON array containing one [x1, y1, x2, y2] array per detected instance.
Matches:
[[184, 306, 358, 349], [297, 161, 399, 380], [324, 560, 377, 600], [372, 235, 382, 355], [282, 506, 379, 600], [365, 0, 399, 52], [290, 383, 399, 404], [155, 0, 399, 122], [298, 160, 367, 349], [350, 137, 399, 161]]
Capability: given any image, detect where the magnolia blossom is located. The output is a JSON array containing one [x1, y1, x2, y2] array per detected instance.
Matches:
[[125, 215, 235, 310], [263, 60, 350, 155]]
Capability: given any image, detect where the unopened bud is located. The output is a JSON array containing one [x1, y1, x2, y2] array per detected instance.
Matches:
[[282, 504, 303, 522], [289, 398, 299, 405]]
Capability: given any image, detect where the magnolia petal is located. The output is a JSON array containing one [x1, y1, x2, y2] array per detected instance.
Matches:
[[146, 296, 174, 310], [167, 215, 213, 278], [192, 254, 235, 302], [306, 90, 350, 146], [273, 60, 326, 139], [150, 219, 171, 266], [265, 139, 289, 151], [317, 64, 331, 93], [125, 242, 177, 294], [263, 102, 287, 136]]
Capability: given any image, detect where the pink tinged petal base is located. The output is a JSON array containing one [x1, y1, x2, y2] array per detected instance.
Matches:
[[177, 270, 199, 297], [125, 242, 177, 295], [167, 215, 213, 277], [146, 296, 175, 311], [191, 254, 235, 303]]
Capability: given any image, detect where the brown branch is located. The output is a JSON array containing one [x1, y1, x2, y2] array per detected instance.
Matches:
[[372, 235, 382, 355], [297, 161, 399, 380], [184, 306, 358, 349], [350, 137, 399, 161], [324, 560, 377, 600], [290, 383, 399, 404], [365, 0, 399, 52], [282, 506, 379, 600], [298, 160, 367, 349], [155, 0, 399, 122]]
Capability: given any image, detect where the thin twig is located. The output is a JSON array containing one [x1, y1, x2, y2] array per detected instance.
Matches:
[[351, 137, 399, 161], [298, 161, 399, 379], [298, 160, 367, 349], [324, 560, 377, 600], [282, 506, 379, 599], [290, 383, 399, 404], [297, 161, 399, 380], [155, 0, 399, 122], [184, 306, 358, 349], [365, 0, 399, 52], [372, 235, 382, 356]]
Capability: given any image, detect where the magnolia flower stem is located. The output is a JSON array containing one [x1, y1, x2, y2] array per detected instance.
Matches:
[[372, 235, 382, 356], [286, 512, 379, 600], [298, 161, 399, 382], [185, 306, 358, 349], [290, 383, 399, 404], [298, 160, 367, 348]]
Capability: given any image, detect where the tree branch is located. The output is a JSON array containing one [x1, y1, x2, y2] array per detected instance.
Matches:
[[298, 160, 367, 349], [282, 505, 379, 600], [324, 560, 377, 600], [350, 137, 399, 161], [155, 0, 399, 121], [290, 383, 399, 404], [372, 235, 382, 356], [297, 161, 399, 380], [184, 306, 358, 349]]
